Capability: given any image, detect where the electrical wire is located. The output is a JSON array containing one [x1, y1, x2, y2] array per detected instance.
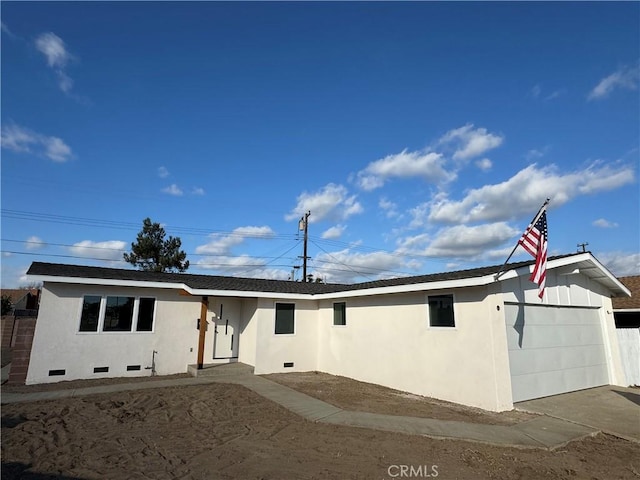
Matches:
[[2, 209, 426, 279]]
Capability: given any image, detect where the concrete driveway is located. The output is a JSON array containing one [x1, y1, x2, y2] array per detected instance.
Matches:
[[516, 385, 640, 443]]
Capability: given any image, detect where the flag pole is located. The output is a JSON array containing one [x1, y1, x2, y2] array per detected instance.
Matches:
[[494, 198, 550, 281]]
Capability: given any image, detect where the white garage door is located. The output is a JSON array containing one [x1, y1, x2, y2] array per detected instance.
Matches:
[[505, 303, 609, 403]]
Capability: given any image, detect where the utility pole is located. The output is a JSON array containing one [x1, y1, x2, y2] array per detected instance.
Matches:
[[298, 211, 311, 282]]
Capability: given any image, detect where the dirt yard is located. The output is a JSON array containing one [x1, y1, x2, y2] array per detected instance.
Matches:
[[2, 375, 640, 479]]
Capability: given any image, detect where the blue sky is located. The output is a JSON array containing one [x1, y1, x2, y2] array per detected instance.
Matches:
[[1, 2, 639, 287]]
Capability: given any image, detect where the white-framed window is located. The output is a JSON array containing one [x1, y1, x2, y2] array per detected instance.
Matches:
[[333, 302, 346, 326], [428, 294, 455, 328], [275, 302, 295, 334], [78, 295, 156, 333]]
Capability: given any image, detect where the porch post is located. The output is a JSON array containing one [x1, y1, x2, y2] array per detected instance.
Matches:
[[197, 296, 208, 369]]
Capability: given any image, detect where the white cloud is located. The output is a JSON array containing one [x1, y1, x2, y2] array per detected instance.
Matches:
[[285, 184, 363, 223], [427, 162, 635, 224], [191, 187, 205, 196], [1, 21, 16, 38], [396, 233, 431, 252], [162, 184, 183, 196], [35, 32, 70, 68], [25, 236, 46, 250], [597, 252, 640, 277], [530, 85, 565, 101], [44, 136, 72, 162], [322, 225, 346, 239], [525, 148, 548, 161], [353, 124, 502, 191], [158, 166, 169, 178], [475, 158, 492, 172], [592, 218, 619, 229], [400, 223, 520, 258], [56, 71, 74, 94], [313, 248, 414, 284], [545, 89, 565, 101], [355, 150, 453, 191], [530, 84, 541, 98], [379, 197, 400, 219], [196, 254, 264, 270], [35, 32, 75, 93], [195, 226, 275, 255], [0, 264, 32, 289], [588, 64, 640, 101], [438, 124, 504, 161], [69, 240, 127, 261], [195, 255, 290, 280], [1, 124, 73, 162]]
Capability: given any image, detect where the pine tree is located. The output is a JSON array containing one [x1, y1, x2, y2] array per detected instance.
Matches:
[[123, 218, 189, 273]]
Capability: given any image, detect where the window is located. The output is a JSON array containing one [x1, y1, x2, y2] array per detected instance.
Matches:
[[103, 296, 135, 331], [136, 298, 156, 331], [333, 302, 346, 326], [275, 303, 295, 334], [79, 296, 101, 332], [78, 295, 156, 333], [428, 294, 455, 327]]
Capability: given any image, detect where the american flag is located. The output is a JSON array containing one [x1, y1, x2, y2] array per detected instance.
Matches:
[[518, 209, 548, 299]]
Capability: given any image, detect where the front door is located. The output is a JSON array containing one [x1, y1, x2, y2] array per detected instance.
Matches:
[[212, 300, 240, 359]]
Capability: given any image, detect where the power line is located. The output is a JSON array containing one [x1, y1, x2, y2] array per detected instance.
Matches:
[[0, 238, 300, 260], [1, 250, 299, 269], [1, 209, 295, 240], [2, 209, 431, 279]]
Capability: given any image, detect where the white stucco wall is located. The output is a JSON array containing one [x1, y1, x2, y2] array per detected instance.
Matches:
[[253, 298, 319, 375], [238, 298, 258, 367], [316, 286, 514, 412], [599, 297, 627, 386], [26, 282, 202, 384]]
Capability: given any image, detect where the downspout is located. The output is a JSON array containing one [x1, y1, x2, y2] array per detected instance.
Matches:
[[197, 296, 208, 369]]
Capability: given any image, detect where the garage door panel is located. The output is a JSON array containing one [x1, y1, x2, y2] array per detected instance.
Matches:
[[506, 326, 607, 350], [508, 345, 607, 376], [505, 304, 609, 402], [511, 364, 610, 403]]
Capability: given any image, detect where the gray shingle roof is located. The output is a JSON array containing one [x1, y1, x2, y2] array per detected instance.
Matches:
[[26, 253, 583, 296]]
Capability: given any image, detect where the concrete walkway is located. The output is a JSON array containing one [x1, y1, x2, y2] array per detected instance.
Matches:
[[1, 364, 599, 450], [517, 386, 640, 443]]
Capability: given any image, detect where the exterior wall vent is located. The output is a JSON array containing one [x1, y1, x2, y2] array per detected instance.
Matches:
[[127, 365, 141, 371], [284, 362, 294, 368], [93, 366, 109, 373], [48, 369, 65, 376]]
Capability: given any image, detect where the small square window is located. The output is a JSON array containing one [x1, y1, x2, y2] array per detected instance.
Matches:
[[275, 303, 295, 334], [333, 302, 346, 326], [79, 296, 101, 332], [428, 295, 455, 327]]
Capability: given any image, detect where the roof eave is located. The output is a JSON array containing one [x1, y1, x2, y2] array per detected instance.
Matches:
[[30, 274, 330, 300], [30, 275, 189, 292], [315, 274, 497, 300]]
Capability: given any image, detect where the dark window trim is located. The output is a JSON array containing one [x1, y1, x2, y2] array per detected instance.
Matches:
[[102, 296, 135, 332], [79, 295, 102, 332], [78, 295, 157, 334], [427, 294, 456, 328], [333, 302, 347, 326], [275, 302, 295, 335], [136, 297, 156, 332]]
